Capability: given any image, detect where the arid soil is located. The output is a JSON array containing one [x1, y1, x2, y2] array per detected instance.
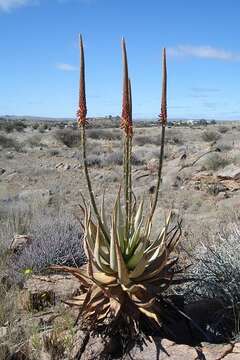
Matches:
[[1, 121, 240, 359]]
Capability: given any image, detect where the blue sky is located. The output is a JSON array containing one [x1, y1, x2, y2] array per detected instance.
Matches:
[[1, 0, 240, 120]]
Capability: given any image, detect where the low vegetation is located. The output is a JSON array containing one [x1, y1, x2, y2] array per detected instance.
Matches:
[[201, 130, 221, 142]]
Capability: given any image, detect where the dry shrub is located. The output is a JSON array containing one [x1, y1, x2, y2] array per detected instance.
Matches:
[[54, 128, 80, 147], [0, 134, 19, 149], [86, 151, 144, 167], [134, 134, 160, 146], [201, 130, 221, 142], [87, 128, 121, 141], [0, 120, 27, 133], [218, 126, 229, 134], [13, 211, 85, 274], [202, 153, 230, 171], [27, 134, 42, 147], [184, 222, 240, 307]]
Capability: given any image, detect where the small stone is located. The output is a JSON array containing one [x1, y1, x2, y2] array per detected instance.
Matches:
[[0, 168, 6, 175], [146, 158, 158, 173], [63, 164, 71, 171], [0, 326, 7, 339], [9, 234, 32, 253]]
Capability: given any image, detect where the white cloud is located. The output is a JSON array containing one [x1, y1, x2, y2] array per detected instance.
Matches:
[[0, 0, 34, 11], [56, 63, 77, 71], [0, 0, 92, 11], [168, 45, 240, 61]]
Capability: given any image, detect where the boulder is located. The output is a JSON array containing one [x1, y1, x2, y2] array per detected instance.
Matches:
[[217, 165, 240, 180]]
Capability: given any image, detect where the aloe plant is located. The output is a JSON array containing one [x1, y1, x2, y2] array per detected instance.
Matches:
[[51, 36, 186, 338]]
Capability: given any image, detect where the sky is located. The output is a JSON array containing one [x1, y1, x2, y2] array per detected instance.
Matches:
[[1, 0, 240, 120]]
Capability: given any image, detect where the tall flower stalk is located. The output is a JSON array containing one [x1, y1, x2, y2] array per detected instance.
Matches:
[[149, 48, 167, 222], [121, 38, 133, 238], [77, 34, 109, 241], [50, 38, 186, 344]]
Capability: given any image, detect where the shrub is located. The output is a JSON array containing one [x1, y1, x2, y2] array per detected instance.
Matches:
[[87, 128, 121, 141], [0, 120, 26, 133], [14, 120, 27, 132], [184, 222, 240, 307], [201, 130, 221, 142], [202, 153, 230, 171], [0, 134, 16, 148], [27, 134, 42, 147], [54, 128, 80, 147], [218, 126, 229, 134], [134, 135, 160, 146], [0, 134, 21, 150], [86, 151, 144, 167], [47, 149, 60, 156], [7, 211, 85, 281], [32, 123, 40, 130]]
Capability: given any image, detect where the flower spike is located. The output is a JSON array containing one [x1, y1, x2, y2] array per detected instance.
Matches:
[[77, 34, 87, 127], [159, 48, 167, 126], [121, 38, 133, 137]]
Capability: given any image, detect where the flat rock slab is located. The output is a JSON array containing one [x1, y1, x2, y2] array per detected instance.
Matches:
[[22, 274, 80, 310], [75, 335, 239, 360], [217, 165, 240, 180], [127, 340, 240, 360], [128, 339, 197, 360]]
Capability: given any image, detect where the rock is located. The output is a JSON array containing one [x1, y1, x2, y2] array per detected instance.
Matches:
[[0, 326, 7, 340], [225, 354, 240, 360], [9, 234, 32, 253], [216, 192, 229, 200], [80, 334, 107, 360], [39, 350, 51, 360], [146, 158, 158, 173], [201, 343, 234, 360], [63, 164, 71, 171], [0, 168, 6, 175], [127, 339, 197, 360], [21, 274, 80, 311], [18, 189, 51, 206], [69, 329, 89, 360], [0, 326, 7, 344], [217, 165, 240, 180]]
